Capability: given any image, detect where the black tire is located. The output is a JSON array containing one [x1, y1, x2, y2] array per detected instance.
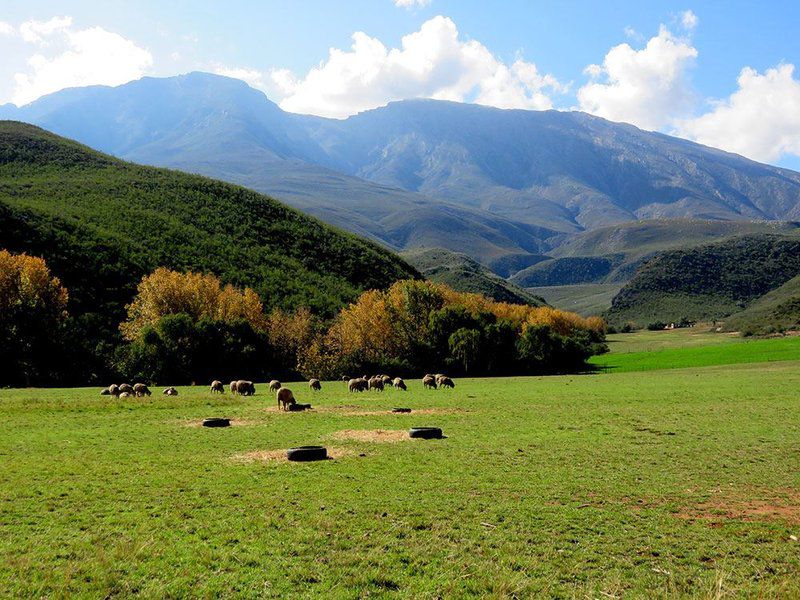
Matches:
[[409, 427, 443, 439], [202, 418, 230, 428], [392, 408, 412, 413], [286, 446, 328, 461]]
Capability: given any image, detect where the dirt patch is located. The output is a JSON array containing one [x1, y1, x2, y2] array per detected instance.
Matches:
[[232, 446, 358, 463], [676, 497, 800, 525], [329, 429, 411, 443]]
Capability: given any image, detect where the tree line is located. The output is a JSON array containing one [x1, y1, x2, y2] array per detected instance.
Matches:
[[1, 251, 607, 386]]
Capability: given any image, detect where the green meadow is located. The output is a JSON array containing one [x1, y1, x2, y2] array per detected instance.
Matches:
[[3, 354, 800, 597], [592, 327, 800, 372]]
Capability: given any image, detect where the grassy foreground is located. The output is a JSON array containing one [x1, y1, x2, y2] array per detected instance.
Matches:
[[591, 328, 800, 372], [2, 365, 800, 598]]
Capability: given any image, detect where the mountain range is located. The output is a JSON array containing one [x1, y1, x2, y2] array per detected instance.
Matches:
[[3, 71, 800, 271]]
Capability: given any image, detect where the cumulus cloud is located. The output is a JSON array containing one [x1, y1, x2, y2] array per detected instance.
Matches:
[[681, 10, 698, 30], [11, 17, 152, 106], [394, 0, 431, 7], [577, 25, 697, 130], [270, 15, 565, 118], [0, 21, 14, 36], [675, 64, 800, 162]]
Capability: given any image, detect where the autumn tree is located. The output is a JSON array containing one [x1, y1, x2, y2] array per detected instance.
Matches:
[[0, 250, 69, 385]]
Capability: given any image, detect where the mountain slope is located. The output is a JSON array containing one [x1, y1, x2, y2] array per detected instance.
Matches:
[[402, 248, 544, 305], [606, 235, 800, 325], [723, 276, 800, 334], [5, 72, 800, 268], [0, 121, 419, 320]]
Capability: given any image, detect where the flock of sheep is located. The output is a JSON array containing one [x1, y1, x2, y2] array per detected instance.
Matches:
[[100, 373, 455, 411]]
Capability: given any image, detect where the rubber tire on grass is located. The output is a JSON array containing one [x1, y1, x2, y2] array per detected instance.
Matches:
[[392, 408, 412, 413], [202, 418, 230, 428], [286, 446, 328, 461], [409, 427, 443, 439]]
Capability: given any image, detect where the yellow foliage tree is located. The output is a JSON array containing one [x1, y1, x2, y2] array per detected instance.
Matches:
[[0, 250, 68, 317], [121, 268, 267, 340]]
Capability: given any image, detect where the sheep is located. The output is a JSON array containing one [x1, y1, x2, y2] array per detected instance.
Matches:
[[229, 380, 238, 394], [133, 383, 151, 397], [210, 380, 225, 393], [107, 384, 120, 397], [438, 376, 455, 389], [369, 376, 385, 392], [236, 380, 255, 396], [348, 378, 367, 392], [119, 391, 132, 399], [341, 375, 350, 382], [163, 387, 178, 396], [269, 380, 281, 392], [277, 387, 296, 411], [422, 374, 437, 389], [118, 383, 133, 394], [309, 379, 322, 391], [100, 387, 111, 396], [393, 377, 407, 391], [380, 375, 393, 386]]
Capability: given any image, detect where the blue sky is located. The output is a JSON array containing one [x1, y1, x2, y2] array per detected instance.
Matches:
[[1, 1, 799, 168]]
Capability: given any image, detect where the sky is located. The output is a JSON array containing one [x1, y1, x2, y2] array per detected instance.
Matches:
[[1, 0, 799, 169]]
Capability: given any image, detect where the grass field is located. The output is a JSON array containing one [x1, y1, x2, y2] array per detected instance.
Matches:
[[3, 364, 800, 598], [591, 328, 800, 372]]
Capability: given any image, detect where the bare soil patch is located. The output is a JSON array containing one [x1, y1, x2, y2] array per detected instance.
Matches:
[[232, 446, 358, 463], [673, 489, 800, 525], [329, 429, 411, 443]]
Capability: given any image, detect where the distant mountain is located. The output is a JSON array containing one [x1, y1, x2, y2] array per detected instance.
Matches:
[[5, 72, 800, 268], [402, 247, 544, 306]]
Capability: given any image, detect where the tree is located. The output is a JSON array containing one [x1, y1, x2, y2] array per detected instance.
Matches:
[[448, 328, 482, 374], [0, 250, 69, 385]]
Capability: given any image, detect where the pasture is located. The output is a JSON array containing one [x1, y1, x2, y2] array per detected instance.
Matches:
[[2, 363, 800, 598]]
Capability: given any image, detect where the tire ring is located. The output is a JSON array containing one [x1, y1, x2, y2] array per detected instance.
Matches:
[[409, 427, 443, 439], [202, 418, 230, 428], [286, 446, 328, 461], [392, 408, 412, 413]]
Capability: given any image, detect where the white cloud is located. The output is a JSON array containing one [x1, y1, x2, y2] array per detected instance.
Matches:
[[577, 25, 697, 130], [681, 10, 698, 30], [11, 18, 152, 106], [213, 65, 265, 89], [675, 64, 800, 162], [0, 21, 14, 36], [394, 0, 431, 8], [270, 15, 565, 118]]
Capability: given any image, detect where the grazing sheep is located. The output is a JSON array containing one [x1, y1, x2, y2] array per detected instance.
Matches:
[[118, 383, 133, 394], [393, 377, 407, 391], [163, 387, 178, 396], [380, 375, 393, 386], [309, 379, 322, 391], [438, 376, 455, 389], [269, 380, 281, 392], [276, 387, 296, 411], [369, 376, 385, 392], [348, 378, 368, 392], [341, 375, 350, 382], [100, 388, 110, 396], [229, 380, 238, 394], [236, 380, 255, 396], [423, 374, 437, 389], [133, 383, 151, 397], [119, 391, 132, 399], [210, 380, 225, 393], [107, 384, 120, 397]]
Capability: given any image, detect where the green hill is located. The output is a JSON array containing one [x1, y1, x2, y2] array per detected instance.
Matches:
[[606, 235, 800, 326], [0, 121, 420, 381], [402, 247, 544, 305], [723, 275, 800, 335]]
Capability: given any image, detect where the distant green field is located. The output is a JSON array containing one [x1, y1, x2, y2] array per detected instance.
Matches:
[[591, 328, 800, 372], [3, 366, 800, 597], [528, 283, 622, 316]]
